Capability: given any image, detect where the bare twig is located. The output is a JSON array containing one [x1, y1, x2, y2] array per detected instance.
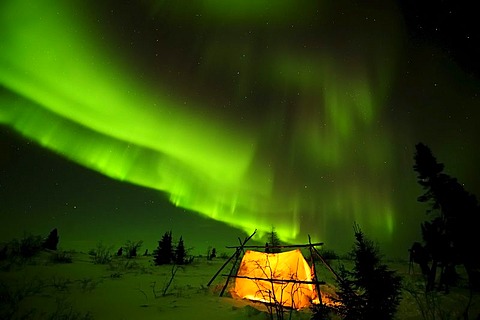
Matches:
[[163, 264, 179, 296]]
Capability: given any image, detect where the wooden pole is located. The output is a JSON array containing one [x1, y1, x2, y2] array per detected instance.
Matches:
[[225, 243, 323, 249], [312, 246, 341, 281], [206, 229, 256, 294], [219, 249, 241, 296], [207, 250, 237, 287], [219, 229, 257, 296], [308, 234, 323, 306], [207, 230, 257, 287], [222, 274, 325, 285]]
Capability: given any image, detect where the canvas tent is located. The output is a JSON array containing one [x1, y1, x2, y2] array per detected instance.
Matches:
[[233, 249, 320, 309], [207, 231, 332, 310]]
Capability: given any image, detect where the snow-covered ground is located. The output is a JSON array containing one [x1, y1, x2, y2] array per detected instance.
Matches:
[[1, 249, 479, 319]]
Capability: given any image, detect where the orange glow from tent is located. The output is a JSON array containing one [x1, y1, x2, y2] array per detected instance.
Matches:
[[233, 249, 318, 309]]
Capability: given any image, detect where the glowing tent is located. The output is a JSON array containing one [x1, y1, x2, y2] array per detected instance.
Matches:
[[233, 249, 319, 309]]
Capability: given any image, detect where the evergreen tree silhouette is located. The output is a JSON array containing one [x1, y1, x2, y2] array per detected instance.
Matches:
[[175, 236, 186, 265], [43, 228, 59, 251], [413, 142, 480, 290], [335, 223, 402, 319], [268, 227, 281, 253], [209, 247, 216, 260], [153, 231, 173, 265]]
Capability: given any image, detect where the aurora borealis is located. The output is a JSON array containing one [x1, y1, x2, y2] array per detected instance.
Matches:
[[1, 0, 479, 257]]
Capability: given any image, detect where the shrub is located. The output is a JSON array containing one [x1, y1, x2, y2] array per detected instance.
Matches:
[[17, 233, 44, 258], [89, 243, 113, 264], [0, 232, 60, 266], [207, 247, 217, 260], [124, 240, 143, 259], [50, 251, 73, 264]]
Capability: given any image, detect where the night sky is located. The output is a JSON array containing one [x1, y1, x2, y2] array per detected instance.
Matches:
[[1, 0, 479, 258]]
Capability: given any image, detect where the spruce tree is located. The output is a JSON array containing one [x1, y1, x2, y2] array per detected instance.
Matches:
[[413, 143, 480, 289], [209, 247, 216, 260], [268, 227, 281, 253], [43, 228, 59, 251], [335, 223, 402, 320], [175, 236, 186, 265], [153, 231, 173, 265]]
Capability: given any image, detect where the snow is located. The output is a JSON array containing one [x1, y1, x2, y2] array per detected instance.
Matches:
[[1, 250, 479, 319]]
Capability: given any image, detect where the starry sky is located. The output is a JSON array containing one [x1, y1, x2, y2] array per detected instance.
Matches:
[[1, 0, 479, 258]]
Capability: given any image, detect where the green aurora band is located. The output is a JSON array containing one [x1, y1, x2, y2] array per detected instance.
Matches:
[[0, 0, 403, 248]]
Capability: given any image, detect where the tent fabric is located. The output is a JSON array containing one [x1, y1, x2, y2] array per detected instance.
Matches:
[[233, 249, 318, 309]]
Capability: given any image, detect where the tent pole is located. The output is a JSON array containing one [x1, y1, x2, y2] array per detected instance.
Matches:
[[219, 229, 256, 296], [207, 230, 256, 289], [221, 274, 325, 285], [312, 246, 342, 281], [225, 243, 323, 249], [207, 249, 237, 287], [219, 248, 241, 296], [308, 234, 323, 306]]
